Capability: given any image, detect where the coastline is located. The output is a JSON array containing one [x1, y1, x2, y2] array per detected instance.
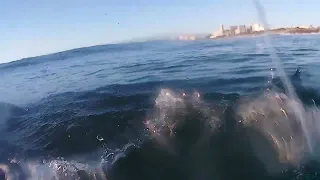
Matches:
[[210, 27, 320, 39]]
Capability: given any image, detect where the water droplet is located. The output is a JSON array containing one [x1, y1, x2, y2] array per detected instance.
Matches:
[[96, 135, 104, 141]]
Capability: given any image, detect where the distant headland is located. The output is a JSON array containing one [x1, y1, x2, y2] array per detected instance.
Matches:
[[209, 23, 320, 39], [176, 23, 320, 41]]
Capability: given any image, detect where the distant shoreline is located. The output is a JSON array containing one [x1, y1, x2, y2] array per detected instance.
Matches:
[[209, 27, 320, 39]]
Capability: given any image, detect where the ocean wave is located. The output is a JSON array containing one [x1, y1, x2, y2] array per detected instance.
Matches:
[[1, 36, 320, 179], [1, 81, 320, 179]]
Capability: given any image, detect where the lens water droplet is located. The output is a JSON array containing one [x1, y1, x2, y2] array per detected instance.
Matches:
[[96, 135, 104, 141]]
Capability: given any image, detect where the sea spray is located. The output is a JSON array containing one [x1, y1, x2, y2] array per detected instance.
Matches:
[[237, 91, 306, 165], [253, 0, 313, 153], [144, 89, 221, 151]]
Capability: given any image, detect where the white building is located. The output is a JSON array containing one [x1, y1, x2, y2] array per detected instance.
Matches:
[[220, 24, 225, 34], [209, 31, 222, 38], [189, 36, 196, 40], [209, 24, 226, 38], [235, 25, 247, 34], [229, 26, 238, 35], [252, 23, 265, 32], [298, 25, 313, 29]]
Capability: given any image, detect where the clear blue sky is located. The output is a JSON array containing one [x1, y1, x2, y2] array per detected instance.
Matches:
[[1, 0, 319, 63]]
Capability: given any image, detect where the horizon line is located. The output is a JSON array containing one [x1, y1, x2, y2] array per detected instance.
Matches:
[[0, 38, 173, 65], [2, 23, 319, 65], [1, 33, 211, 65]]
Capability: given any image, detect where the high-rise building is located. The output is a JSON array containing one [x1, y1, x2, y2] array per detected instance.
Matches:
[[224, 30, 231, 36], [217, 24, 225, 36], [246, 26, 252, 33], [220, 24, 225, 34], [238, 25, 247, 34], [252, 23, 265, 32], [230, 26, 238, 35]]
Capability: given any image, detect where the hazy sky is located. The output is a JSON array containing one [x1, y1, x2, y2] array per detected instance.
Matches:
[[1, 0, 319, 63]]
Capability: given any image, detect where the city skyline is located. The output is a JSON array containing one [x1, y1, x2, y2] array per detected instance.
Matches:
[[1, 0, 320, 63]]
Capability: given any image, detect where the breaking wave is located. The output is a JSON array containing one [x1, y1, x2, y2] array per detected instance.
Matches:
[[1, 70, 320, 180]]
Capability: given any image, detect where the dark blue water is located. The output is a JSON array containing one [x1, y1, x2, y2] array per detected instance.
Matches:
[[0, 35, 320, 179]]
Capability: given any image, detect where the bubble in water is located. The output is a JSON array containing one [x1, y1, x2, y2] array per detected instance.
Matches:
[[97, 135, 104, 141]]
